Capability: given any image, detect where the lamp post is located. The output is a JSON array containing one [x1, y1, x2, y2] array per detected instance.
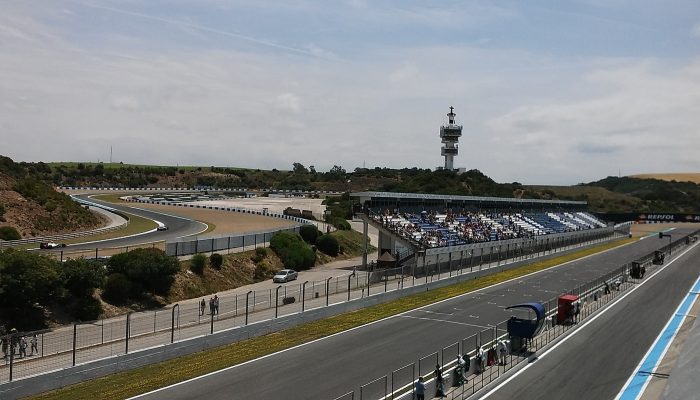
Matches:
[[659, 232, 672, 256], [275, 285, 282, 318], [302, 281, 309, 312], [245, 290, 253, 325], [326, 277, 332, 306]]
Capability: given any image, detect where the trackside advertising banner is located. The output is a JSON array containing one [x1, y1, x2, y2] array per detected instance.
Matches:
[[594, 213, 700, 223]]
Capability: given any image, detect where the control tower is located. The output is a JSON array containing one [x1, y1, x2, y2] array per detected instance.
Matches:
[[440, 106, 462, 170]]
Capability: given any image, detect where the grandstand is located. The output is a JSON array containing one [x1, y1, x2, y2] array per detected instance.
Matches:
[[351, 192, 610, 264]]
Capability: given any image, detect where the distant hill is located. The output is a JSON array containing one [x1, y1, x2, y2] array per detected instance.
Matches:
[[629, 173, 700, 184], [5, 157, 700, 215], [0, 156, 104, 238]]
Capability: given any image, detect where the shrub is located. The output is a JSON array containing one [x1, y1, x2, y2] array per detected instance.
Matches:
[[73, 296, 103, 321], [62, 259, 105, 298], [254, 263, 271, 280], [331, 218, 351, 231], [0, 249, 62, 329], [103, 273, 131, 305], [316, 234, 340, 256], [299, 225, 321, 244], [255, 247, 268, 257], [269, 231, 316, 270], [209, 253, 223, 269], [0, 226, 21, 240], [190, 254, 207, 275], [107, 248, 180, 295]]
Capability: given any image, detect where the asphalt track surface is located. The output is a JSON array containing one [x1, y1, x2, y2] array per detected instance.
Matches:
[[480, 234, 700, 400], [44, 194, 207, 252], [132, 228, 698, 400]]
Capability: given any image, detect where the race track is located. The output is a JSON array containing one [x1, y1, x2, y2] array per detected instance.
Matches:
[[479, 236, 700, 400], [42, 194, 208, 253], [130, 228, 697, 400]]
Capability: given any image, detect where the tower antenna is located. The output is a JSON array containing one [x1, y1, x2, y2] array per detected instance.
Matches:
[[439, 106, 462, 170]]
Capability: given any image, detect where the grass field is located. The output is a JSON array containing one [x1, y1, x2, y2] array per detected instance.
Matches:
[[629, 173, 700, 184], [61, 213, 158, 245], [28, 237, 636, 400]]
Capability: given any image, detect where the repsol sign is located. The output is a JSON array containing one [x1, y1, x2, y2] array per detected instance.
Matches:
[[595, 213, 700, 223]]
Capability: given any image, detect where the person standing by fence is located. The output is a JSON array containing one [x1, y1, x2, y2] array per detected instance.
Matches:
[[415, 377, 426, 400], [213, 295, 220, 315], [200, 298, 206, 316], [435, 364, 445, 398], [30, 334, 38, 356]]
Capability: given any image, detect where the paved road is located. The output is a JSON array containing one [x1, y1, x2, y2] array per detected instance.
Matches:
[[41, 194, 208, 253], [131, 228, 697, 400], [480, 235, 700, 400]]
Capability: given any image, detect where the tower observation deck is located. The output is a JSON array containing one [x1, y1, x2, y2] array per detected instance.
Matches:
[[440, 106, 462, 170]]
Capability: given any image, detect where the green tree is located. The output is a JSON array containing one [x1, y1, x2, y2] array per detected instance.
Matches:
[[103, 273, 132, 305], [292, 162, 309, 174], [62, 259, 105, 298], [316, 234, 340, 256], [299, 225, 321, 244], [107, 248, 180, 296], [269, 231, 316, 270], [190, 254, 207, 275], [0, 249, 62, 329], [209, 253, 223, 269]]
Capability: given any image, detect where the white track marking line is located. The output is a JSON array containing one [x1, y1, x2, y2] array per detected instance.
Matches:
[[127, 237, 636, 399], [400, 315, 492, 329], [479, 240, 700, 399]]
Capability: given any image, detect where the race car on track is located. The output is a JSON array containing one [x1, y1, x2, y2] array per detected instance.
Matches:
[[157, 225, 169, 231], [39, 242, 67, 249]]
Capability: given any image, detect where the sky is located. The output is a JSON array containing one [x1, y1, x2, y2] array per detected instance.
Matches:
[[1, 0, 699, 185]]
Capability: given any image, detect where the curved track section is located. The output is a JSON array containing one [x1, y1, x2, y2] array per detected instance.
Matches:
[[51, 194, 208, 252]]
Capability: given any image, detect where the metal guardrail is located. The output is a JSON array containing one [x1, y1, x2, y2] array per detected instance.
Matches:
[[59, 186, 345, 195]]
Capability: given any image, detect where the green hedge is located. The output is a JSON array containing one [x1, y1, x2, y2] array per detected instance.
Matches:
[[269, 231, 316, 270], [316, 234, 340, 256]]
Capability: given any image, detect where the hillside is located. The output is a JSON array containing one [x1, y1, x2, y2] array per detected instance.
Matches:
[[629, 173, 700, 184], [0, 156, 105, 238], [6, 157, 700, 215]]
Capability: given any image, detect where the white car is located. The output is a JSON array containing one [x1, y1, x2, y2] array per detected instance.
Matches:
[[39, 242, 67, 249], [273, 269, 298, 283]]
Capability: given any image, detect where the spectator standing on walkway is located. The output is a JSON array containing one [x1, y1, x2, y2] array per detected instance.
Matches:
[[19, 336, 27, 358], [200, 298, 206, 316], [213, 295, 219, 315], [435, 364, 445, 397], [30, 334, 38, 356], [1, 336, 6, 359], [209, 297, 215, 315], [415, 377, 426, 400]]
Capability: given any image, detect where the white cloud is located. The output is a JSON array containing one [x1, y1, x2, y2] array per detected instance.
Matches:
[[388, 64, 419, 83], [275, 93, 302, 113], [692, 23, 700, 38], [0, 1, 699, 185]]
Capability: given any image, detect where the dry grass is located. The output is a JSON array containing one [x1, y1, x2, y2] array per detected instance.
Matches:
[[630, 173, 700, 184], [28, 237, 635, 400]]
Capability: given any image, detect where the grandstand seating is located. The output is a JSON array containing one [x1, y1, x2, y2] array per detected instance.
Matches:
[[369, 209, 607, 249]]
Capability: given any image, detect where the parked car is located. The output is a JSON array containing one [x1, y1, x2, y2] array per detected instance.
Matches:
[[39, 242, 67, 249], [157, 225, 169, 231], [273, 269, 298, 283]]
